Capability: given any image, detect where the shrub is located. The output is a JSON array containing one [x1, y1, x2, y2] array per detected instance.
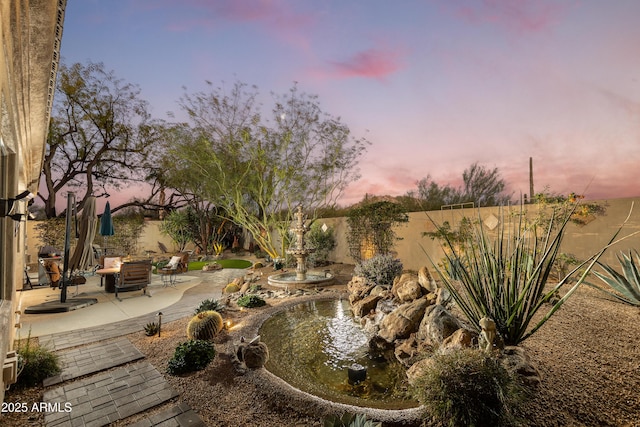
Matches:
[[412, 349, 518, 427], [307, 222, 336, 267], [237, 294, 266, 308], [186, 311, 224, 341], [167, 340, 215, 376], [353, 254, 403, 287], [144, 322, 159, 336], [323, 412, 382, 427], [589, 250, 640, 306], [194, 298, 225, 314], [14, 337, 61, 388]]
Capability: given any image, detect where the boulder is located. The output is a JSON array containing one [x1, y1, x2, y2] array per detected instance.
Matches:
[[435, 287, 452, 307], [392, 273, 423, 302], [500, 346, 541, 387], [347, 276, 374, 304], [417, 304, 463, 346], [352, 294, 383, 318], [378, 298, 431, 343], [439, 328, 477, 353], [418, 266, 437, 292], [405, 357, 435, 386], [394, 335, 420, 367], [237, 339, 270, 369]]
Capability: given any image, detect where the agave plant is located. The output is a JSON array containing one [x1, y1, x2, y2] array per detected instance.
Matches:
[[425, 203, 636, 346], [323, 413, 382, 427], [590, 250, 640, 306]]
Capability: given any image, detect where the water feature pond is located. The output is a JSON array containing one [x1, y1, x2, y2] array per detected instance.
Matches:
[[260, 299, 419, 409]]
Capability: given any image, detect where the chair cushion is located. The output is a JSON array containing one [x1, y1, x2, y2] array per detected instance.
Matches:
[[104, 257, 122, 269], [166, 256, 183, 269]]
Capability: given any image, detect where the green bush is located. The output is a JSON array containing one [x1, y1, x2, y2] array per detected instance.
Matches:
[[194, 298, 225, 314], [167, 340, 216, 376], [237, 294, 266, 308], [353, 254, 403, 287], [307, 222, 336, 267], [412, 349, 518, 427], [15, 338, 61, 388]]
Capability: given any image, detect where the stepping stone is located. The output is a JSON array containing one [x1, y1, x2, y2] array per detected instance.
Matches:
[[127, 402, 205, 427], [43, 361, 178, 427], [43, 338, 145, 386]]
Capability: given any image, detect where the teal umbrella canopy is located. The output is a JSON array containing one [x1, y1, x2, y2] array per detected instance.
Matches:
[[100, 201, 114, 237]]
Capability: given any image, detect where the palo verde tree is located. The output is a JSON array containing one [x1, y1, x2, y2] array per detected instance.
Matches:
[[40, 61, 167, 218], [161, 81, 368, 259]]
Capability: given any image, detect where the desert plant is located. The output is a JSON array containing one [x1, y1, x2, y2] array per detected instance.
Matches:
[[195, 298, 225, 314], [212, 241, 225, 256], [14, 335, 61, 388], [186, 311, 224, 340], [144, 322, 159, 336], [412, 348, 518, 427], [426, 204, 635, 345], [323, 412, 382, 427], [166, 340, 216, 376], [589, 250, 640, 306], [223, 282, 241, 293], [353, 254, 403, 287], [307, 222, 336, 267], [237, 294, 266, 308]]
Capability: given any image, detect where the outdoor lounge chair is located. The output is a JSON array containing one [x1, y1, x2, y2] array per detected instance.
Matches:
[[114, 260, 152, 301]]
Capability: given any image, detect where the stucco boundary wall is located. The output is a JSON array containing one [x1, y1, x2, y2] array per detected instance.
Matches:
[[26, 197, 640, 274]]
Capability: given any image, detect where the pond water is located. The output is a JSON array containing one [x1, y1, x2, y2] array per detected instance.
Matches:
[[259, 299, 419, 409]]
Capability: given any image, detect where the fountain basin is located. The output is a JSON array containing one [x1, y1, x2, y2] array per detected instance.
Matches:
[[267, 271, 334, 288], [260, 298, 418, 410], [228, 293, 423, 424]]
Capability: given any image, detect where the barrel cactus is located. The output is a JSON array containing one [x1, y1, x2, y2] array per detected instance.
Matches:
[[223, 282, 241, 293], [186, 310, 223, 341]]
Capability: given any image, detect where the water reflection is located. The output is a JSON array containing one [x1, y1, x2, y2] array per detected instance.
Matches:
[[260, 299, 418, 409]]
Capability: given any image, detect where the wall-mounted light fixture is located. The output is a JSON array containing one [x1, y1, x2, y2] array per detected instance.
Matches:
[[0, 190, 35, 221]]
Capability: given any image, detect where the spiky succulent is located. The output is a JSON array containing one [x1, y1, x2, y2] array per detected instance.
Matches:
[[186, 310, 223, 340], [144, 322, 159, 336]]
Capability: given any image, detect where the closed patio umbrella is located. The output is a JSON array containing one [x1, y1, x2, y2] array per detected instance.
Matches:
[[69, 196, 98, 273], [100, 201, 115, 254]]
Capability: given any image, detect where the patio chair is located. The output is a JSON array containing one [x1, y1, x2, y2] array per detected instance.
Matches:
[[40, 258, 61, 288], [114, 260, 152, 301]]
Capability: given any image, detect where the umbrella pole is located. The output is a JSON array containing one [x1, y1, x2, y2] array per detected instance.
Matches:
[[61, 191, 75, 303]]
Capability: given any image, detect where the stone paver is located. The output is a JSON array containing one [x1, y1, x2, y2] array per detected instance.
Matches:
[[127, 402, 205, 427], [43, 338, 145, 387], [43, 361, 178, 427]]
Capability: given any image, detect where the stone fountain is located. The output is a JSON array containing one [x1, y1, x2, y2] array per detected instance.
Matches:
[[267, 206, 334, 288]]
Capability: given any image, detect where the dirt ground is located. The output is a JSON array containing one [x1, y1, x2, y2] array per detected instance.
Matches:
[[4, 265, 640, 426]]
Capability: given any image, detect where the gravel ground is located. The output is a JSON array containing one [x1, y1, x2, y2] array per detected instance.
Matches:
[[3, 267, 640, 426]]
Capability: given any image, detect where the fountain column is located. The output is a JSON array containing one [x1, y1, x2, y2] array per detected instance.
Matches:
[[288, 205, 312, 281]]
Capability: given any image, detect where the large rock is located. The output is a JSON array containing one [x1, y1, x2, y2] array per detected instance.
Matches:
[[378, 298, 431, 343], [395, 334, 420, 367], [418, 266, 437, 293], [416, 304, 463, 346], [439, 328, 477, 354], [405, 357, 435, 386], [392, 273, 423, 302], [500, 346, 541, 387], [352, 294, 383, 318], [347, 276, 374, 304]]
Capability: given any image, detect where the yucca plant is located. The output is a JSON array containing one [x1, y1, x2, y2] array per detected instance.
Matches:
[[425, 203, 635, 346], [589, 250, 640, 306]]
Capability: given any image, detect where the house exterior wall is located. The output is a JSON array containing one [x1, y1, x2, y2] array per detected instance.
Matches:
[[0, 0, 64, 402]]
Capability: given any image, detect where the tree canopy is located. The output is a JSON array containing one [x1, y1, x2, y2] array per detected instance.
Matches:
[[159, 81, 369, 258], [40, 61, 169, 217]]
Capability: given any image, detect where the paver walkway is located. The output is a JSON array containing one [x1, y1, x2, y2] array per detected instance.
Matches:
[[43, 338, 145, 386], [43, 361, 178, 426], [38, 268, 247, 426]]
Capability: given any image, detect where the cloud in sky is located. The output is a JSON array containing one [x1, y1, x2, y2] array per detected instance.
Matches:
[[446, 0, 570, 34], [326, 46, 406, 81]]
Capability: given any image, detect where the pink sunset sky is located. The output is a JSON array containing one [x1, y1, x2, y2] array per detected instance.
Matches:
[[58, 0, 640, 209]]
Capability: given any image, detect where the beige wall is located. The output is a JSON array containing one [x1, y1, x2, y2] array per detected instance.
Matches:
[[26, 197, 640, 275]]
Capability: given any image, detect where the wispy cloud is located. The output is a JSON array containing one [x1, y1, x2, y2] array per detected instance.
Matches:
[[444, 0, 570, 34], [325, 47, 406, 81]]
